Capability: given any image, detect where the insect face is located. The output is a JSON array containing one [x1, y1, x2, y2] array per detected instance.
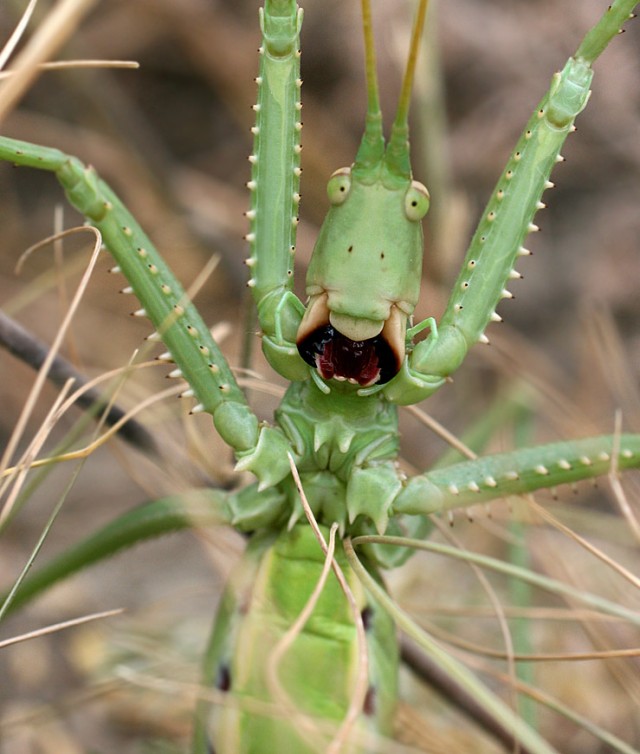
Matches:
[[296, 167, 427, 387]]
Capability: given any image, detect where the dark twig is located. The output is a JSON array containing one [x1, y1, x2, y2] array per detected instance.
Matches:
[[400, 636, 538, 754], [0, 309, 158, 454]]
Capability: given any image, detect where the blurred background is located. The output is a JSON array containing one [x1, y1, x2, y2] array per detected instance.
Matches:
[[0, 0, 639, 752]]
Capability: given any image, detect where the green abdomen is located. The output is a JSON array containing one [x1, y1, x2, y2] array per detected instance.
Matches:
[[205, 525, 398, 753]]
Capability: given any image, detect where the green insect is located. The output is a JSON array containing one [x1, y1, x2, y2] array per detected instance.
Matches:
[[1, 1, 639, 753]]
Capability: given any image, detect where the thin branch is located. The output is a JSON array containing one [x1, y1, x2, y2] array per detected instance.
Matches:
[[0, 309, 158, 453]]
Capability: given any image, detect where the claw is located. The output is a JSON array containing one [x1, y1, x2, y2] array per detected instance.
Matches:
[[347, 463, 401, 534], [234, 426, 293, 490]]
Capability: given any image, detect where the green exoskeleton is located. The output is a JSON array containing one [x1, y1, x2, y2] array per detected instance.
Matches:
[[1, 1, 639, 753]]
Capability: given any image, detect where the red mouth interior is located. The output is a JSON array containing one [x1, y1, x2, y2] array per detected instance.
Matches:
[[297, 325, 398, 386]]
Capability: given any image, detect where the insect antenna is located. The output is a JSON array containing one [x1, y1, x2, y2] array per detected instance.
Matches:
[[353, 0, 385, 171], [354, 0, 429, 181], [386, 0, 429, 178]]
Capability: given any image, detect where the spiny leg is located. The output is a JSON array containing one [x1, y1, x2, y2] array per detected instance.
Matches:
[[392, 433, 640, 520], [393, 0, 639, 405], [0, 137, 293, 488], [246, 0, 309, 381]]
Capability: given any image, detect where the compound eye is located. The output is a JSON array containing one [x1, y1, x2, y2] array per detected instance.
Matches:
[[327, 167, 352, 206], [404, 180, 430, 221]]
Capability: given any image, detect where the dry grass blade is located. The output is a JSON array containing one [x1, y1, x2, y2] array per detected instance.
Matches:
[[0, 226, 102, 521], [610, 410, 640, 543], [265, 522, 341, 753], [0, 60, 139, 79], [0, 608, 124, 650], [0, 0, 39, 70], [287, 453, 370, 754], [0, 0, 98, 122]]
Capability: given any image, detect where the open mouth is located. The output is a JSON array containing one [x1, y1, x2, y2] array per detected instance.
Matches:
[[297, 324, 398, 387]]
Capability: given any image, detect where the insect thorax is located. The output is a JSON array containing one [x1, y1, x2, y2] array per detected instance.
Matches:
[[276, 380, 399, 480]]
